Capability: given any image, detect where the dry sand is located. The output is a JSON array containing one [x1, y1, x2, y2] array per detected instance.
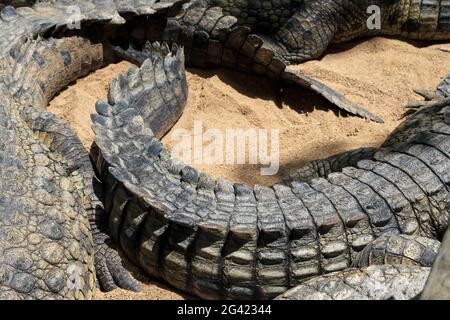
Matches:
[[47, 37, 450, 299]]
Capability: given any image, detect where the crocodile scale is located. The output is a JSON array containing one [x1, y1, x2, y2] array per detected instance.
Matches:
[[0, 0, 449, 299]]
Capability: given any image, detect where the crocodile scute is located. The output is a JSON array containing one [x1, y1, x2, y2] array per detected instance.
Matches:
[[0, 0, 449, 300]]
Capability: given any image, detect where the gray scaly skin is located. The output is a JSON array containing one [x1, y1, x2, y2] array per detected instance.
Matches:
[[279, 77, 450, 300], [108, 0, 450, 122], [92, 47, 450, 299], [0, 0, 450, 299], [0, 0, 187, 299], [152, 0, 450, 122], [0, 36, 98, 300], [91, 0, 450, 299]]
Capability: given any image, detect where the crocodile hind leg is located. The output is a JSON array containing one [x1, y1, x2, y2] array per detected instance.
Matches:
[[405, 90, 442, 115], [20, 107, 141, 292], [413, 89, 439, 101]]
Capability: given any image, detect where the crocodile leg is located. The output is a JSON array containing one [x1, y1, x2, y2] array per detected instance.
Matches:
[[405, 90, 444, 114], [271, 2, 337, 64], [413, 89, 438, 101], [20, 107, 141, 292]]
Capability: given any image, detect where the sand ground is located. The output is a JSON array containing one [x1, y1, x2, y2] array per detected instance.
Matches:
[[47, 37, 450, 299]]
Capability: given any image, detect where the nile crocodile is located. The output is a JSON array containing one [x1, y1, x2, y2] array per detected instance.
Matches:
[[0, 0, 450, 300]]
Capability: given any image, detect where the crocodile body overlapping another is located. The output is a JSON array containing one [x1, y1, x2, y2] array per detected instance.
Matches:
[[0, 0, 450, 300]]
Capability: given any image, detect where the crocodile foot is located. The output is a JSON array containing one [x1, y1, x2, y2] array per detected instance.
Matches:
[[405, 93, 450, 117], [404, 78, 450, 116], [405, 88, 440, 114], [404, 101, 436, 117]]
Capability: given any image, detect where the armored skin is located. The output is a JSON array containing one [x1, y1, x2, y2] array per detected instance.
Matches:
[[0, 0, 449, 299]]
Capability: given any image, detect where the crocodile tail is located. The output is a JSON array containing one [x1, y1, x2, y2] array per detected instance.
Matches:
[[93, 43, 450, 299]]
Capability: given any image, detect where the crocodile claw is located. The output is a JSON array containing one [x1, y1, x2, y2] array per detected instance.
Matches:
[[404, 100, 435, 117], [414, 88, 438, 101], [404, 87, 450, 117], [404, 88, 440, 112], [94, 234, 141, 292]]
